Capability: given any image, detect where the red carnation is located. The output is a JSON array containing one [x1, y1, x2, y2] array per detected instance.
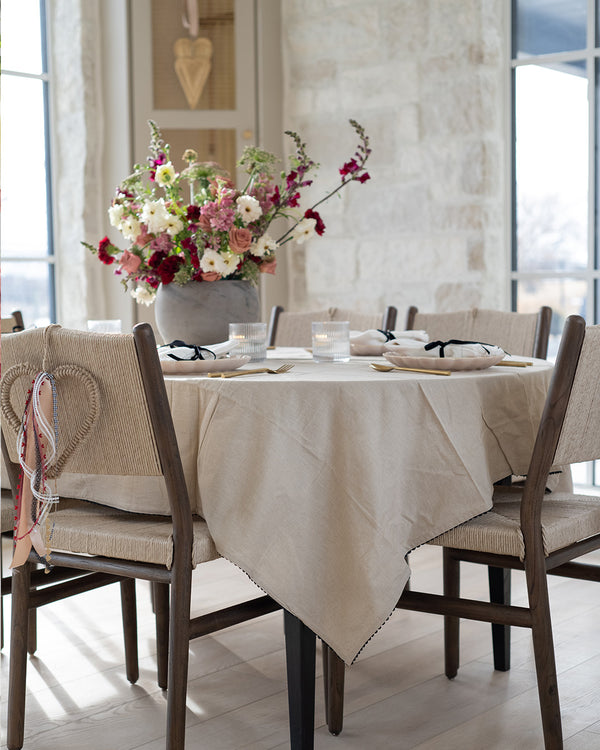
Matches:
[[304, 209, 325, 236], [97, 236, 115, 265], [186, 205, 201, 221], [157, 255, 184, 284], [148, 250, 168, 269]]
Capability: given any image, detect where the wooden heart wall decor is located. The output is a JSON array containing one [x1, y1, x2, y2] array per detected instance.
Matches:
[[174, 36, 213, 110]]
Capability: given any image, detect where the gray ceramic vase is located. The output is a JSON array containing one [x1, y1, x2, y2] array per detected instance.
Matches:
[[154, 280, 260, 346]]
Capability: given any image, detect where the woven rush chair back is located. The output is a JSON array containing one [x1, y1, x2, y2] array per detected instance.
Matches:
[[1, 325, 162, 481], [552, 324, 600, 468], [268, 305, 398, 347], [406, 306, 552, 359], [1, 310, 25, 335]]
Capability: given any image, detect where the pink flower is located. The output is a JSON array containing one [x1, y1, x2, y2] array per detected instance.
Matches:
[[201, 271, 221, 281], [119, 249, 142, 274], [339, 158, 359, 177], [259, 258, 277, 275], [228, 228, 252, 255], [357, 172, 371, 183]]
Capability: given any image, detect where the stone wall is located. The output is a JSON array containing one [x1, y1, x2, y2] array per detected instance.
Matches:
[[281, 0, 508, 321]]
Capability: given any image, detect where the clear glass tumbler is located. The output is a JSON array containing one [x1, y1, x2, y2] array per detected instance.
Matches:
[[229, 322, 267, 362], [311, 321, 350, 362]]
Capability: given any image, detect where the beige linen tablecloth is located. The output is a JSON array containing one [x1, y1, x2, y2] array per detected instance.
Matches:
[[7, 351, 552, 663], [165, 354, 552, 663]]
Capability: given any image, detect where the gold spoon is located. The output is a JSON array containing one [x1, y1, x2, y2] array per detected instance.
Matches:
[[370, 362, 451, 376]]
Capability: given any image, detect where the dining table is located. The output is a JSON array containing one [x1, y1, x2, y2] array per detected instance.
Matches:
[[50, 345, 555, 748]]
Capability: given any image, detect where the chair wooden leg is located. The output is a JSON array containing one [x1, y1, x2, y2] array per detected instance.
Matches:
[[284, 609, 315, 750], [323, 643, 345, 736], [26, 609, 37, 655], [488, 566, 511, 671], [120, 578, 139, 684], [165, 569, 191, 750], [153, 581, 169, 689], [7, 562, 31, 750], [443, 548, 460, 679], [527, 566, 563, 749]]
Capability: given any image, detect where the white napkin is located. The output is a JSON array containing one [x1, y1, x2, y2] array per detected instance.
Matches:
[[390, 341, 505, 359], [158, 340, 240, 361], [350, 329, 429, 356]]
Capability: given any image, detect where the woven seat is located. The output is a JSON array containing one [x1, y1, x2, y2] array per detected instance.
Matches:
[[430, 489, 600, 560], [48, 501, 218, 568], [267, 304, 398, 347], [1, 324, 280, 750]]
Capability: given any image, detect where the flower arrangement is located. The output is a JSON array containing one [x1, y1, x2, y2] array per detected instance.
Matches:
[[84, 119, 371, 306]]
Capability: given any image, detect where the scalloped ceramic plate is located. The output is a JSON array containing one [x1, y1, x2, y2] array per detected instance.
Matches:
[[160, 355, 251, 375], [383, 351, 505, 371]]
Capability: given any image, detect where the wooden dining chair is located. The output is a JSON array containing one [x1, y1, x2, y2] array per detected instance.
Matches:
[[322, 304, 556, 736], [405, 305, 552, 359], [267, 305, 398, 347], [1, 324, 280, 750], [321, 315, 600, 748], [405, 304, 554, 671]]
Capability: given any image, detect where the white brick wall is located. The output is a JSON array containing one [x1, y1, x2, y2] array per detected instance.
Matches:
[[281, 0, 509, 320]]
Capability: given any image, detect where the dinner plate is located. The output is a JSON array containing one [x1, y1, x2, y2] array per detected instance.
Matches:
[[160, 355, 251, 375], [383, 352, 505, 371]]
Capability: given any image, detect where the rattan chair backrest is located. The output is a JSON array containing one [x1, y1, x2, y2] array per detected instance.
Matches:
[[410, 307, 551, 359], [553, 324, 600, 467], [269, 306, 397, 347], [1, 326, 162, 478]]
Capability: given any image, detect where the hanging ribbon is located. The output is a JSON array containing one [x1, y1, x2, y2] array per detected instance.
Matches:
[[10, 372, 59, 570]]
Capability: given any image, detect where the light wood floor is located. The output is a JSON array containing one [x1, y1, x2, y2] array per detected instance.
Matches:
[[2, 537, 600, 749]]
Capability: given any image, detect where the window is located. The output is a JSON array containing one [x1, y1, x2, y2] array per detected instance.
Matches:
[[1, 0, 55, 326], [511, 0, 599, 487]]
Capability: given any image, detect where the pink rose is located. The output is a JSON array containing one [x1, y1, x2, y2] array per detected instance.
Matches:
[[228, 227, 252, 255], [259, 258, 277, 275], [201, 271, 221, 282], [198, 214, 212, 232], [119, 249, 142, 274]]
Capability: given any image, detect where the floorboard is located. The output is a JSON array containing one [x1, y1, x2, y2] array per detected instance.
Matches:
[[2, 538, 600, 749]]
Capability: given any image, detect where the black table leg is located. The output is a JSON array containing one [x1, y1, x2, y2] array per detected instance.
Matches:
[[284, 609, 316, 750]]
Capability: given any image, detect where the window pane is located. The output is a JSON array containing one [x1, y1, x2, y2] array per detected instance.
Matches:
[[1, 261, 53, 327], [1, 76, 50, 258], [1, 0, 43, 74], [514, 64, 587, 272], [516, 277, 586, 359], [513, 0, 587, 57]]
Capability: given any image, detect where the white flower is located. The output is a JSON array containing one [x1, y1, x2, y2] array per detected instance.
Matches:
[[108, 204, 124, 228], [120, 215, 141, 242], [131, 285, 156, 306], [236, 195, 262, 224], [220, 252, 239, 277], [141, 198, 170, 234], [155, 162, 178, 188], [292, 217, 316, 244], [200, 249, 228, 275], [164, 214, 184, 237], [252, 233, 278, 258]]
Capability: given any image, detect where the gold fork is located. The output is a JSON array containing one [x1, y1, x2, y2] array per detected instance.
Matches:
[[207, 363, 295, 378]]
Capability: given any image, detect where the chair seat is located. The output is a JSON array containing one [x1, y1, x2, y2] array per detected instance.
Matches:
[[48, 500, 219, 568], [429, 489, 600, 560]]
